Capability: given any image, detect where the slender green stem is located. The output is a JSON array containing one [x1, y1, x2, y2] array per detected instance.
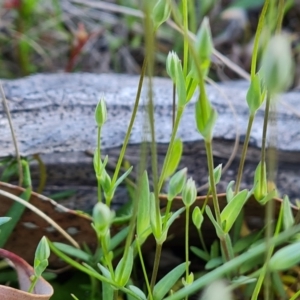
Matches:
[[185, 206, 190, 283], [205, 141, 221, 224], [182, 0, 188, 76], [97, 126, 102, 203], [198, 229, 208, 254], [150, 243, 162, 291], [235, 114, 255, 194], [206, 141, 232, 262], [0, 84, 23, 186], [223, 234, 235, 261], [28, 275, 38, 293], [158, 107, 184, 191], [147, 77, 161, 224], [100, 234, 114, 276], [276, 0, 285, 34], [188, 0, 196, 33], [118, 58, 148, 265], [110, 58, 148, 187], [260, 93, 270, 194], [136, 236, 153, 300], [251, 0, 270, 78], [90, 276, 98, 300], [172, 84, 176, 128], [163, 200, 173, 231]]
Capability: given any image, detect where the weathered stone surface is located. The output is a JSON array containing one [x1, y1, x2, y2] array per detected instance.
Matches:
[[1, 73, 300, 208], [1, 73, 300, 156]]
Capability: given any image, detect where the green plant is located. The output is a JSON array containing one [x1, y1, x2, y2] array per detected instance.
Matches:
[[2, 0, 300, 299]]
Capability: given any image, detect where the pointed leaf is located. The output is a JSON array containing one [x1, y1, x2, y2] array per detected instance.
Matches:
[[128, 285, 147, 300], [98, 263, 112, 280], [221, 189, 249, 233], [205, 257, 223, 270], [165, 207, 186, 230], [165, 139, 183, 179], [192, 206, 203, 230], [205, 206, 224, 238], [269, 241, 300, 271], [283, 195, 294, 230], [190, 246, 210, 262], [114, 166, 133, 189], [53, 242, 91, 262], [115, 246, 133, 287], [150, 193, 162, 240], [153, 262, 187, 300], [226, 181, 235, 202], [137, 171, 151, 237], [246, 73, 263, 114]]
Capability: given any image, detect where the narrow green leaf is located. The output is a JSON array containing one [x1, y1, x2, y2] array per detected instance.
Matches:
[[283, 195, 294, 230], [137, 171, 151, 237], [150, 193, 162, 241], [153, 262, 187, 300], [258, 189, 278, 205], [185, 74, 198, 102], [165, 207, 186, 231], [192, 206, 203, 230], [152, 0, 171, 31], [209, 164, 222, 187], [253, 161, 267, 201], [233, 230, 263, 254], [53, 242, 91, 262], [269, 241, 300, 271], [205, 257, 223, 270], [115, 246, 133, 287], [167, 168, 187, 201], [128, 285, 147, 300], [205, 206, 224, 238], [226, 181, 235, 202], [246, 73, 263, 114], [98, 263, 113, 280], [210, 240, 220, 259], [231, 275, 257, 285], [113, 166, 133, 189], [221, 189, 250, 233], [190, 246, 210, 261], [195, 99, 217, 141], [165, 139, 183, 179]]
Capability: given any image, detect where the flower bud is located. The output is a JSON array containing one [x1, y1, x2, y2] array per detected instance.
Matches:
[[196, 17, 213, 62], [182, 178, 197, 207], [93, 202, 115, 236], [166, 51, 186, 106], [261, 34, 294, 95], [95, 97, 107, 126]]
